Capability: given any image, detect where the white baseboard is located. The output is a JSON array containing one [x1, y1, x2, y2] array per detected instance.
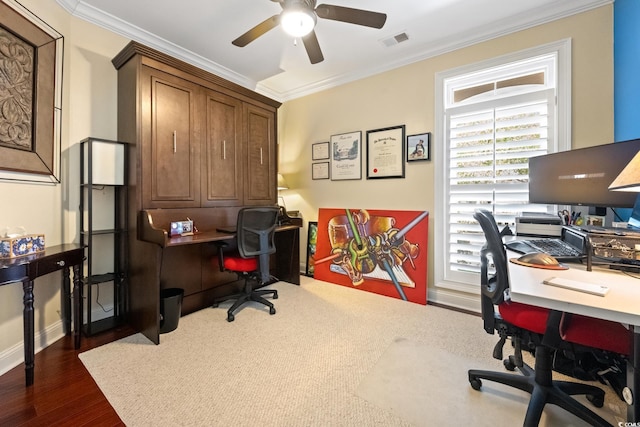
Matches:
[[428, 287, 481, 314], [0, 320, 65, 377]]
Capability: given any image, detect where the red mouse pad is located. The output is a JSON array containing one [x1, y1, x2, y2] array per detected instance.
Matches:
[[509, 257, 569, 270]]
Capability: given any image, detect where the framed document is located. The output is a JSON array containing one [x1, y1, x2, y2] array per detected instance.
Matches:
[[312, 162, 329, 180], [366, 125, 406, 179], [330, 131, 362, 181], [312, 141, 330, 160]]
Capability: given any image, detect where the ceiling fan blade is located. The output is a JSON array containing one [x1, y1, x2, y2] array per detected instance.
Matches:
[[232, 15, 280, 47], [302, 30, 324, 64], [315, 4, 387, 29]]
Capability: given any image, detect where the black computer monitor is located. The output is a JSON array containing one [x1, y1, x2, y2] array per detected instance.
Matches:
[[528, 139, 640, 208]]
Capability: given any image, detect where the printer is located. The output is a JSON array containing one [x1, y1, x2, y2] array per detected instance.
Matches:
[[515, 213, 563, 237]]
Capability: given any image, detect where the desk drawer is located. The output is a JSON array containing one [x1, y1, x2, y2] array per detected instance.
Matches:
[[35, 251, 83, 277]]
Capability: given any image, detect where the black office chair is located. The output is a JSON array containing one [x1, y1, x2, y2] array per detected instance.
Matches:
[[212, 206, 280, 322], [468, 209, 629, 427]]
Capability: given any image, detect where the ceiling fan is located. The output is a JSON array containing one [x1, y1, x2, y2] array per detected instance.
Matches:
[[232, 0, 387, 64]]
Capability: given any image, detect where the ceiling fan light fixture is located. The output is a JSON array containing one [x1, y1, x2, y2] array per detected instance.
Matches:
[[281, 7, 316, 38]]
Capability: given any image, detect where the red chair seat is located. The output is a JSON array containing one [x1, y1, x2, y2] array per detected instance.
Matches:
[[222, 253, 258, 272], [499, 301, 630, 355], [499, 301, 549, 334], [561, 315, 630, 355]]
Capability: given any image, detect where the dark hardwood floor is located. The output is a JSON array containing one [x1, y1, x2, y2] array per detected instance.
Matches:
[[0, 324, 136, 426]]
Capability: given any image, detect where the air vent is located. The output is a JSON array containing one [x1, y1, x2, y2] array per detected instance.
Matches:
[[381, 32, 409, 47]]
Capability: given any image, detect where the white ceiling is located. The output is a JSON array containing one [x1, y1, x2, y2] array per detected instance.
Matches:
[[55, 0, 611, 102]]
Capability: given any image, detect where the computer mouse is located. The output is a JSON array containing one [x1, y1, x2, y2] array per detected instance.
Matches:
[[517, 252, 561, 267]]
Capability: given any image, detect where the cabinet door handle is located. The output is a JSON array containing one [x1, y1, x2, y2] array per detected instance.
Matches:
[[173, 131, 177, 153], [223, 140, 226, 160], [260, 147, 263, 165]]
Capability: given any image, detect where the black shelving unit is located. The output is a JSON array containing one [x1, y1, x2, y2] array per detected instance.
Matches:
[[79, 137, 128, 335]]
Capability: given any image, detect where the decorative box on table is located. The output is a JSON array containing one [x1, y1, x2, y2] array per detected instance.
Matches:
[[0, 234, 46, 258]]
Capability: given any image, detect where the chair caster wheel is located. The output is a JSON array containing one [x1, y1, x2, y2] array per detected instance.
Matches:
[[273, 294, 278, 300], [470, 378, 482, 391], [587, 394, 604, 408], [269, 307, 276, 315], [504, 356, 516, 371], [227, 313, 234, 322]]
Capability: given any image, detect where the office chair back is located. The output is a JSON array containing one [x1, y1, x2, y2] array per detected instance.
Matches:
[[474, 209, 511, 334], [236, 206, 279, 283]]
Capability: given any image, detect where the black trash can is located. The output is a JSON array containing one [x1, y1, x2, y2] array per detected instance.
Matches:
[[159, 288, 184, 334]]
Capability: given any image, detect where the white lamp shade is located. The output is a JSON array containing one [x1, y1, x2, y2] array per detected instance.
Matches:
[[83, 141, 125, 185], [609, 151, 640, 192]]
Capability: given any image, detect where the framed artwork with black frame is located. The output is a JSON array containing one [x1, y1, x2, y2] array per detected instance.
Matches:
[[312, 141, 330, 160], [312, 162, 329, 180], [305, 221, 318, 277], [407, 132, 431, 162], [366, 125, 405, 179]]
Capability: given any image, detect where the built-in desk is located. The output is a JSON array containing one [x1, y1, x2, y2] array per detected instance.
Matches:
[[0, 244, 84, 386], [130, 209, 301, 344]]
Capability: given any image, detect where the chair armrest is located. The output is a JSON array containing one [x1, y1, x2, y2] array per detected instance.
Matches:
[[212, 241, 229, 272]]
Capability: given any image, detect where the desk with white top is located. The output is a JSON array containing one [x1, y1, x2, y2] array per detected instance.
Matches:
[[507, 250, 640, 422]]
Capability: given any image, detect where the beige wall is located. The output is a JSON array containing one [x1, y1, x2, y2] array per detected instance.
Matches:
[[278, 6, 614, 305], [0, 2, 613, 373], [0, 0, 128, 373]]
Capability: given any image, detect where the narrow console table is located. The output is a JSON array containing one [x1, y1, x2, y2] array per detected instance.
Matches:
[[0, 244, 84, 386]]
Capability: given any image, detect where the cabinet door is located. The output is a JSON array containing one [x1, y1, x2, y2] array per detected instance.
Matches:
[[244, 103, 276, 205], [202, 90, 243, 206], [143, 68, 201, 208]]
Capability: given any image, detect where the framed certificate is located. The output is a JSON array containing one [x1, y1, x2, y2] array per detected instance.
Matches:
[[312, 141, 330, 160], [366, 125, 406, 179], [312, 162, 329, 180]]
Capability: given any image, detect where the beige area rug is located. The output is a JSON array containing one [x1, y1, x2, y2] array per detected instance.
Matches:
[[79, 278, 626, 426]]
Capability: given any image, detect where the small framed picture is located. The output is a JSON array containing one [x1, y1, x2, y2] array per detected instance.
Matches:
[[407, 132, 431, 162], [312, 162, 330, 180], [312, 141, 330, 160]]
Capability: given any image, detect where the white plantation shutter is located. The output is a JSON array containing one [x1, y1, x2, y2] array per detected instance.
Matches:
[[445, 92, 554, 280], [434, 41, 571, 298]]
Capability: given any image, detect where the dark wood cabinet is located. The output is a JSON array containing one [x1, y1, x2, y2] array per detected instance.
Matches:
[[244, 103, 276, 205], [112, 42, 285, 344], [144, 70, 201, 208], [202, 90, 243, 206]]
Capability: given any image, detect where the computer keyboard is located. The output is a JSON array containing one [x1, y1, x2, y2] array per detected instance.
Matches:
[[521, 238, 584, 258]]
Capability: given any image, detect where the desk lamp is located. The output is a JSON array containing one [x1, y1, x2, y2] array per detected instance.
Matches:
[[609, 151, 640, 192], [277, 173, 289, 208]]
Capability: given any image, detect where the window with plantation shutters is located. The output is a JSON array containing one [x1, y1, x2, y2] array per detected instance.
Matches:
[[434, 40, 571, 298]]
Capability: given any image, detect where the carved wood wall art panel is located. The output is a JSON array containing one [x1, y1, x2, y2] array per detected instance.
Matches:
[[0, 0, 63, 183]]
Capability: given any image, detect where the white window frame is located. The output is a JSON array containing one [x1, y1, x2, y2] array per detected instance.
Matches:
[[434, 39, 572, 295]]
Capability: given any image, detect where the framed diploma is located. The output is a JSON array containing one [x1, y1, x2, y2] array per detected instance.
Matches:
[[312, 141, 330, 160], [330, 131, 362, 181], [366, 125, 406, 179], [312, 162, 330, 180]]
